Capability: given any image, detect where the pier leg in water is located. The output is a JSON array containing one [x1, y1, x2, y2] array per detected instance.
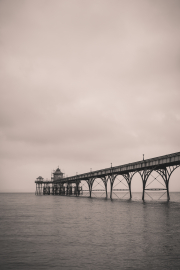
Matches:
[[128, 182, 132, 199], [105, 182, 108, 199], [166, 181, 170, 201], [110, 182, 113, 200], [138, 170, 152, 201], [123, 173, 135, 200], [75, 182, 79, 196], [164, 168, 170, 201], [109, 174, 116, 200], [156, 167, 173, 202], [88, 183, 92, 198], [142, 181, 145, 201]]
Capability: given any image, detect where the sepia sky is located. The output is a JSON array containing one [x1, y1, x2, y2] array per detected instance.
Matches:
[[0, 0, 180, 192]]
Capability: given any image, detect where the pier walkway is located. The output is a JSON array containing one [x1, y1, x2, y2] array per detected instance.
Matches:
[[35, 152, 180, 201]]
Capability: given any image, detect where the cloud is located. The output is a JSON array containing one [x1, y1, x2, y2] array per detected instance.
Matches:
[[0, 0, 180, 191]]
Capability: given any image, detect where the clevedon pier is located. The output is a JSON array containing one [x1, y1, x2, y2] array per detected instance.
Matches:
[[35, 152, 180, 201]]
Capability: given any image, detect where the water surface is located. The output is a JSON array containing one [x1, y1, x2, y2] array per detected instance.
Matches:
[[0, 193, 180, 269]]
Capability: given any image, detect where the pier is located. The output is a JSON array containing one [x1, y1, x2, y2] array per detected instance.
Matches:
[[35, 152, 180, 201]]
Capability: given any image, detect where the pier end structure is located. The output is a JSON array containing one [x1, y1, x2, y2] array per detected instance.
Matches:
[[35, 167, 80, 195]]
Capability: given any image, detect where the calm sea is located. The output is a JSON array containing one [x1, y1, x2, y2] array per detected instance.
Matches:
[[0, 193, 180, 270]]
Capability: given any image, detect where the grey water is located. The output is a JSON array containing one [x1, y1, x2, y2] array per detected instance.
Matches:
[[0, 193, 180, 270]]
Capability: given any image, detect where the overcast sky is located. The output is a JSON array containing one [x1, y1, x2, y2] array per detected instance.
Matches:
[[0, 0, 180, 192]]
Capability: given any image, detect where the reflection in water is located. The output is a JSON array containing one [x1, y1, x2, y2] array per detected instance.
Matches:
[[0, 193, 180, 270]]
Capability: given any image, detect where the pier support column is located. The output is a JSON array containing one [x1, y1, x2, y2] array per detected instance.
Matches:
[[110, 182, 112, 200], [76, 182, 78, 196], [69, 184, 73, 195], [60, 185, 64, 195], [128, 181, 132, 199], [142, 181, 145, 201], [75, 181, 80, 196], [110, 178, 113, 200], [157, 167, 171, 201], [109, 175, 116, 200], [87, 179, 92, 198], [89, 183, 92, 198], [105, 182, 108, 199], [123, 172, 136, 200], [166, 180, 170, 201], [138, 170, 153, 201], [156, 165, 179, 201], [100, 176, 108, 199]]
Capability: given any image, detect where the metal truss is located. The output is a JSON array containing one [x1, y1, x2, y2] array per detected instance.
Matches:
[[109, 172, 136, 200], [79, 180, 90, 197], [90, 176, 108, 199], [155, 165, 180, 201], [137, 165, 180, 201], [138, 168, 155, 200]]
